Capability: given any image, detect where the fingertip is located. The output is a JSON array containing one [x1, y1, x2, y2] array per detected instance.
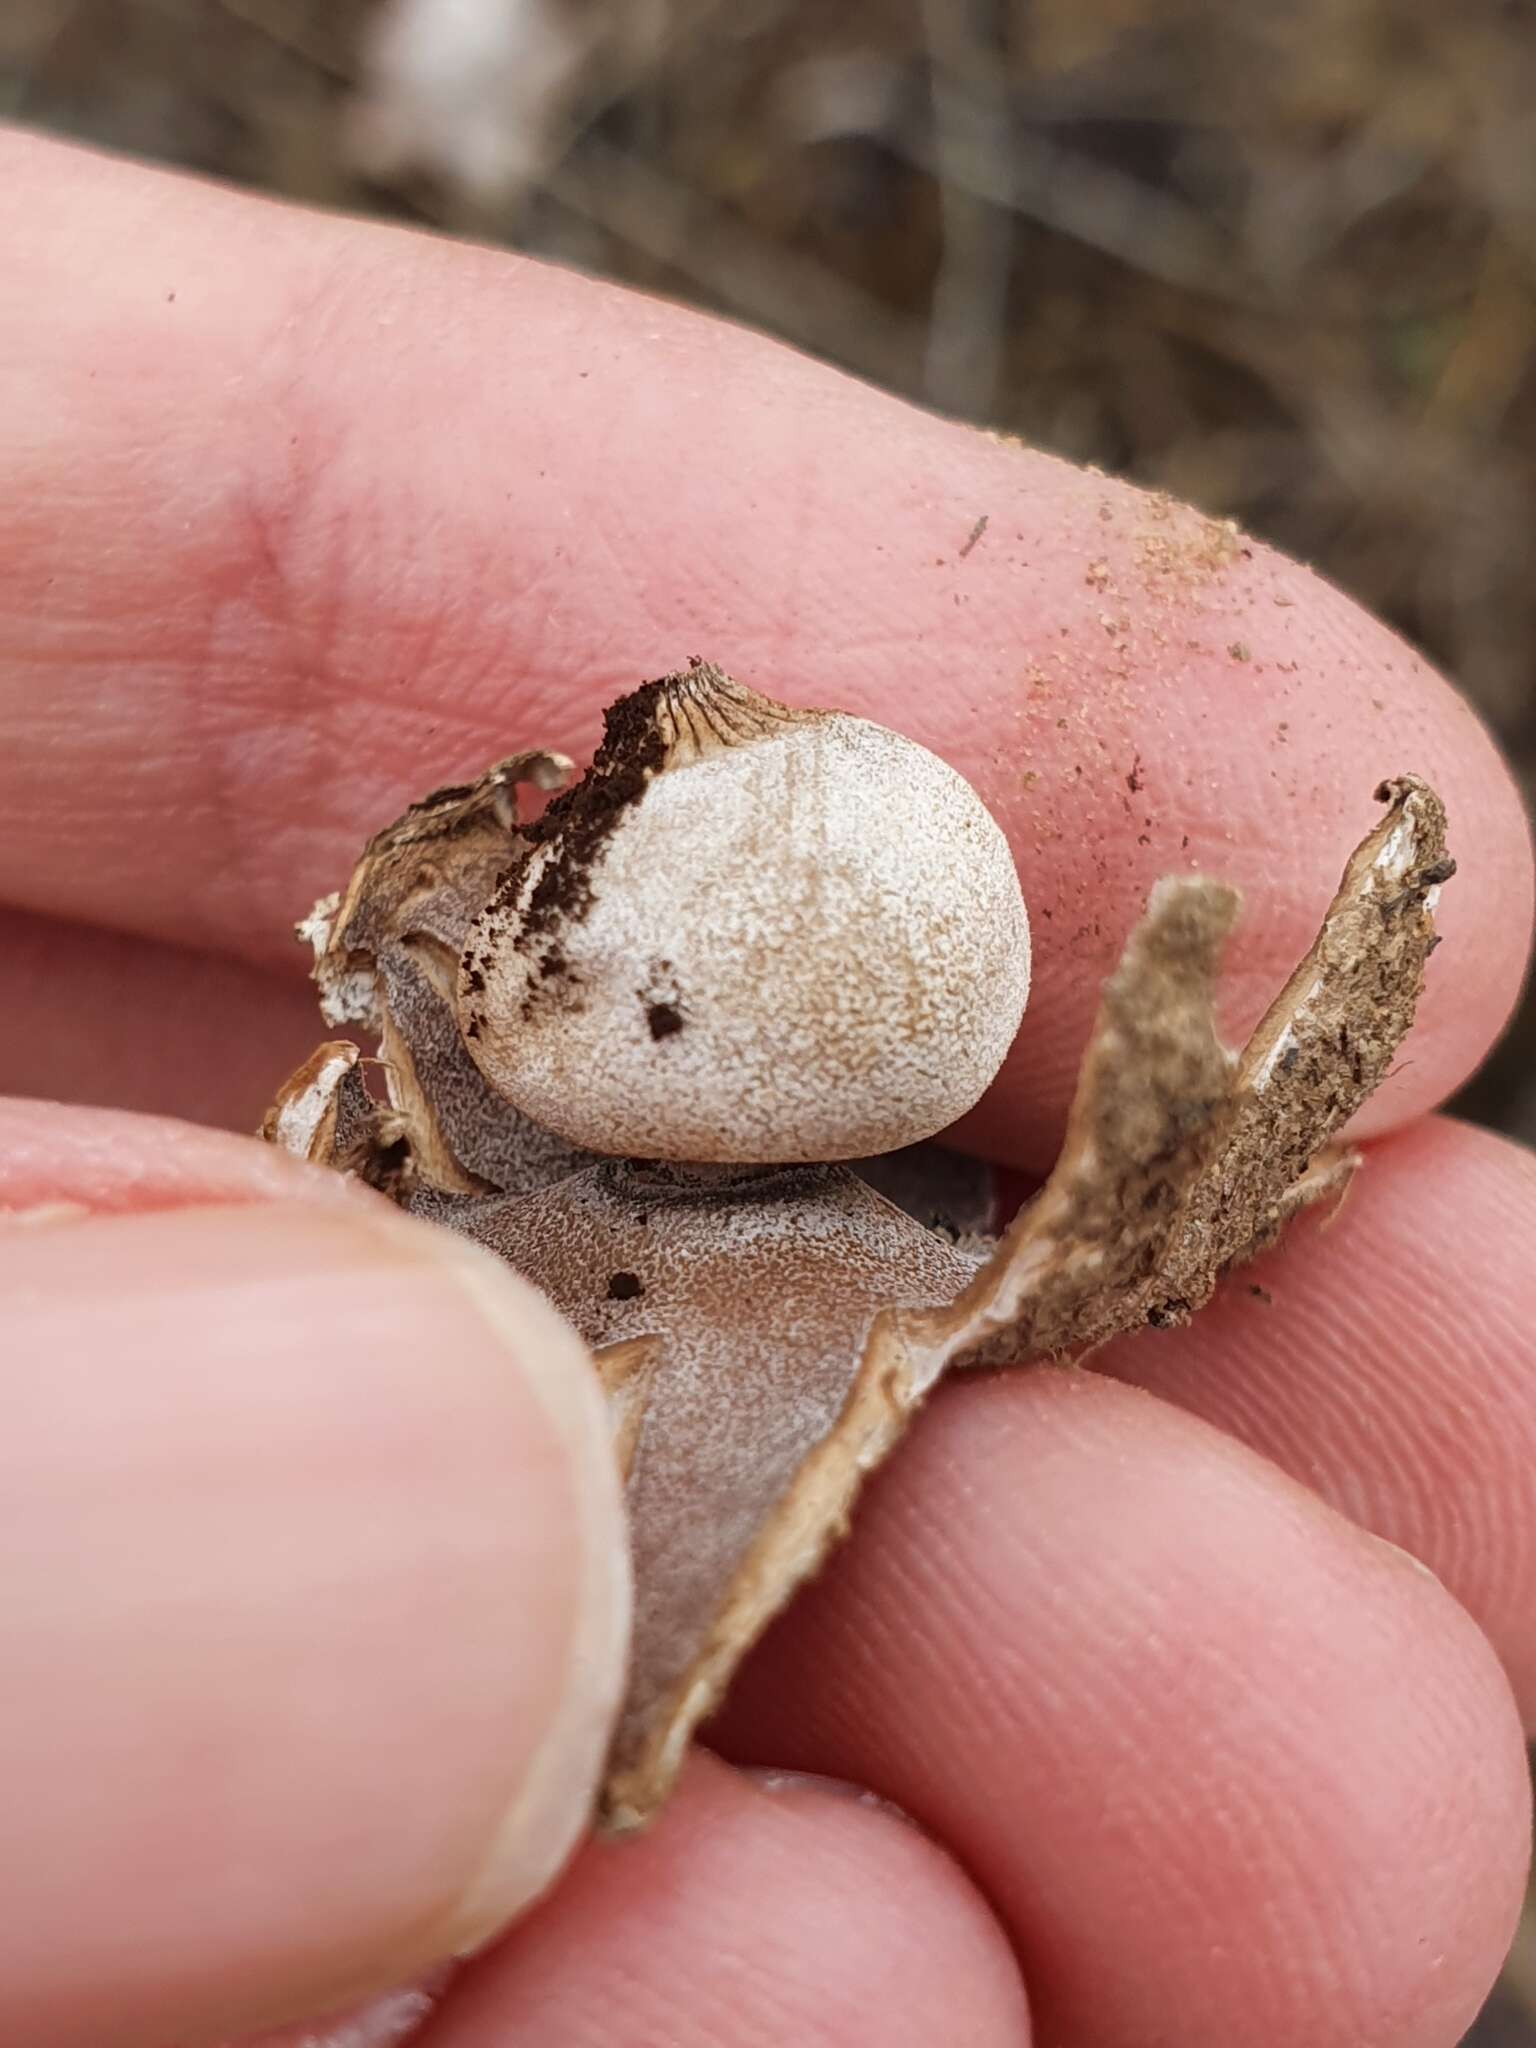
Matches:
[[0, 1198, 628, 2046], [718, 1368, 1530, 2048], [992, 1376, 1532, 2048], [427, 1753, 1032, 2047], [1101, 1114, 1536, 1721], [0, 1095, 361, 1213]]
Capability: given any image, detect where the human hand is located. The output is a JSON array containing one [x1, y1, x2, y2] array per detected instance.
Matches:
[[2, 127, 1533, 2048]]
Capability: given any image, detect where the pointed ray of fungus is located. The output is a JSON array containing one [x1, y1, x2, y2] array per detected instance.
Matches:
[[259, 1040, 409, 1190], [595, 1338, 664, 1481], [1145, 776, 1450, 1325], [259, 1041, 364, 1162]]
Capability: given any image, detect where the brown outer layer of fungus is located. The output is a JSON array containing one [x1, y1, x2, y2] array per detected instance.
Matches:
[[292, 752, 599, 1201], [1144, 778, 1452, 1324], [265, 696, 1450, 1832]]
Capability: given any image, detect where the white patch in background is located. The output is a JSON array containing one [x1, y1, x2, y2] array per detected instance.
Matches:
[[347, 0, 601, 197]]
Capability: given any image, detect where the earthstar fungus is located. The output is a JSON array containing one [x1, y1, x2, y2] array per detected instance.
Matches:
[[264, 661, 1452, 1831]]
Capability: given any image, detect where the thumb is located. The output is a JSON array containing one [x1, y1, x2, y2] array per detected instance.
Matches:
[[0, 1196, 630, 2048]]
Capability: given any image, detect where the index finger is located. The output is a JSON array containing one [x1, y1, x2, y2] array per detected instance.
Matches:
[[2, 129, 1528, 1167]]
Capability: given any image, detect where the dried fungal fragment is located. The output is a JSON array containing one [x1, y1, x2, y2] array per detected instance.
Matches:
[[1145, 777, 1451, 1324], [264, 663, 1451, 1831], [259, 1041, 366, 1164], [292, 752, 598, 1200]]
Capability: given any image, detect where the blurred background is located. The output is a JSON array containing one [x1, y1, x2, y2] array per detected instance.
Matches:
[[4, 3, 1534, 2035]]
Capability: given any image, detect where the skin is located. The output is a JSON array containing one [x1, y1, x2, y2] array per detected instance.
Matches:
[[2, 126, 1534, 2048]]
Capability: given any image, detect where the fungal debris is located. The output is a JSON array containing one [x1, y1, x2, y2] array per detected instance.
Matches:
[[264, 660, 1451, 1831]]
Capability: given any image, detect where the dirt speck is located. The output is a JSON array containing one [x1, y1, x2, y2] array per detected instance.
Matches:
[[958, 514, 989, 559], [1134, 508, 1244, 591]]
